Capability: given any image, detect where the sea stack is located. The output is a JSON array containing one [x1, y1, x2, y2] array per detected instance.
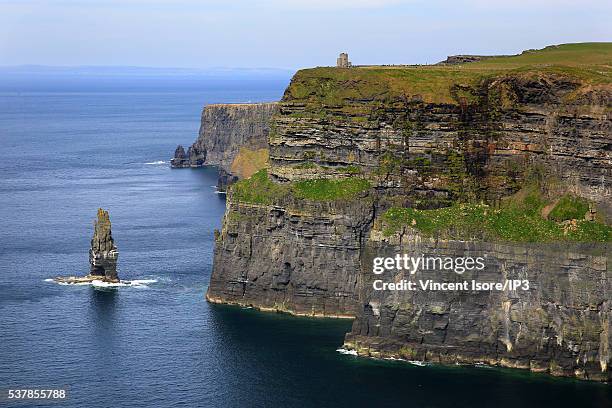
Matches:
[[89, 208, 119, 282], [170, 144, 206, 168]]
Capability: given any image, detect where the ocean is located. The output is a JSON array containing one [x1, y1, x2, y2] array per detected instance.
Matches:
[[0, 77, 610, 407]]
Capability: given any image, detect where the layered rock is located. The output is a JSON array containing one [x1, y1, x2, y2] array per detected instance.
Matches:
[[207, 45, 612, 381], [171, 103, 279, 187], [207, 193, 372, 317], [89, 208, 119, 282], [194, 103, 279, 169], [269, 71, 611, 218], [344, 228, 610, 382]]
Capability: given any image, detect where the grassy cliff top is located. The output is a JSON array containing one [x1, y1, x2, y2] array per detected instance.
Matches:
[[285, 43, 611, 105], [467, 42, 612, 69]]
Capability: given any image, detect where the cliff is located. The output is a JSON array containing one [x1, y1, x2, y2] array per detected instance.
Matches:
[[346, 228, 610, 382], [172, 103, 279, 188], [206, 43, 612, 381], [194, 102, 278, 170]]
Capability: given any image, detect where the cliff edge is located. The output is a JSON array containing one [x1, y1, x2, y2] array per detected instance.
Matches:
[[172, 102, 279, 188], [207, 43, 611, 381]]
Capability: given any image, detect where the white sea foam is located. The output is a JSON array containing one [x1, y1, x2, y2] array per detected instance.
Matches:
[[45, 278, 158, 288], [408, 360, 428, 367], [336, 348, 358, 356], [145, 160, 167, 165], [45, 278, 91, 286], [130, 279, 157, 285]]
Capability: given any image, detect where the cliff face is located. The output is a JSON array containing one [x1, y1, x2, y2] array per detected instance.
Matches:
[[269, 71, 611, 218], [346, 228, 610, 382], [207, 193, 372, 317], [193, 102, 278, 169], [206, 44, 612, 381], [172, 102, 278, 188]]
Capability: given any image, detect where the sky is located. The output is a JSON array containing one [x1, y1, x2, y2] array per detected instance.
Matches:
[[0, 0, 610, 70]]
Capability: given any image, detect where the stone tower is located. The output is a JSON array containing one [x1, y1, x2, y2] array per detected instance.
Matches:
[[336, 52, 351, 68], [89, 208, 119, 282]]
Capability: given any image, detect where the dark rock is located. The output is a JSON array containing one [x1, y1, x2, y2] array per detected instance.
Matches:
[[89, 208, 119, 282], [170, 145, 188, 167], [216, 168, 239, 192], [171, 144, 206, 168], [206, 194, 372, 318], [171, 103, 278, 186], [193, 103, 278, 170], [344, 230, 611, 382], [437, 54, 509, 65]]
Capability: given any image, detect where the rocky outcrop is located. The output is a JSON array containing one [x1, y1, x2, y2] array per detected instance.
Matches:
[[171, 103, 279, 185], [207, 193, 373, 317], [194, 103, 278, 169], [54, 208, 120, 284], [438, 55, 506, 65], [216, 168, 239, 192], [206, 45, 612, 381], [89, 208, 119, 282], [170, 144, 206, 168]]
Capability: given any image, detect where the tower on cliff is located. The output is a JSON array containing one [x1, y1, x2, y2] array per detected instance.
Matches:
[[336, 52, 351, 68]]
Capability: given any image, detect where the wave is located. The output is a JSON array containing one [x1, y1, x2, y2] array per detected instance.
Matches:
[[336, 348, 358, 356], [45, 278, 158, 288], [145, 160, 167, 165], [44, 278, 90, 286], [383, 356, 429, 366]]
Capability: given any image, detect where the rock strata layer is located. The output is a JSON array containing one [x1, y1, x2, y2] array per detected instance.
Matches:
[[171, 103, 279, 188], [206, 45, 612, 381], [345, 229, 610, 382], [89, 208, 119, 282]]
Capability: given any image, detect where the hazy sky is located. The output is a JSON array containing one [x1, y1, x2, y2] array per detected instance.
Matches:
[[0, 0, 610, 69]]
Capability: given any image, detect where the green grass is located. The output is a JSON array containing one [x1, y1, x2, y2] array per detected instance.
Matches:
[[471, 43, 612, 69], [284, 43, 611, 106], [231, 169, 287, 205], [548, 194, 590, 222], [381, 188, 611, 242], [231, 169, 371, 204], [292, 178, 370, 201]]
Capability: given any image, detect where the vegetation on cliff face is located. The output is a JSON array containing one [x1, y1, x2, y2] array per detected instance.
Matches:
[[547, 194, 590, 222], [231, 169, 286, 205], [230, 147, 269, 179], [292, 178, 370, 201], [381, 187, 611, 242], [231, 169, 371, 204]]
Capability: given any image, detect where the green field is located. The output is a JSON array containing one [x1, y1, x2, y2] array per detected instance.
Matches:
[[285, 43, 611, 105]]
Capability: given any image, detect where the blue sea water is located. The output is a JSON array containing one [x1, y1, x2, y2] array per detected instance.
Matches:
[[0, 77, 610, 408]]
